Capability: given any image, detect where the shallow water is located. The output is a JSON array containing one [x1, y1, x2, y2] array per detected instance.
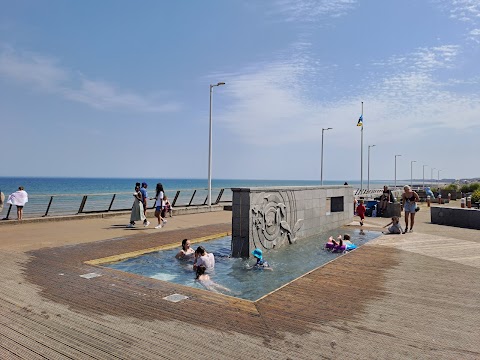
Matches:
[[105, 227, 381, 301]]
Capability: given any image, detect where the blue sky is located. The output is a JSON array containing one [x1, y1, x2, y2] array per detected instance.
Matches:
[[1, 0, 479, 181]]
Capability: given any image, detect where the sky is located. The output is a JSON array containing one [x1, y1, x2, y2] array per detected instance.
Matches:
[[1, 0, 479, 182]]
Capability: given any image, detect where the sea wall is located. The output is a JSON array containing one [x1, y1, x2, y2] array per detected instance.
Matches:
[[231, 186, 354, 258]]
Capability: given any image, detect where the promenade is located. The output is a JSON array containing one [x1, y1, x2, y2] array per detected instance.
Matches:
[[0, 203, 479, 359]]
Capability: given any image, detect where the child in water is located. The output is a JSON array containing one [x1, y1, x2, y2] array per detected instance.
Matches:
[[195, 266, 230, 293], [327, 234, 354, 252], [383, 216, 403, 234], [251, 248, 273, 270]]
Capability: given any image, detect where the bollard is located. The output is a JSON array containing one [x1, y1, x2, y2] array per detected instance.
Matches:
[[461, 198, 466, 208], [448, 193, 451, 201], [427, 195, 431, 207], [438, 194, 442, 204], [467, 196, 472, 208]]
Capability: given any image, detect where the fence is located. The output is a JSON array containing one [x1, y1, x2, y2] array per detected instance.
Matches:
[[1, 188, 230, 220]]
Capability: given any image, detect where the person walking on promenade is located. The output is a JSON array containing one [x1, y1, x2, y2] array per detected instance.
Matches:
[[7, 186, 28, 220], [127, 183, 146, 228], [401, 185, 420, 233], [140, 182, 150, 227], [153, 183, 167, 229]]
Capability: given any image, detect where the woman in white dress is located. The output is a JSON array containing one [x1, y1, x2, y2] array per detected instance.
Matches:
[[128, 183, 146, 228]]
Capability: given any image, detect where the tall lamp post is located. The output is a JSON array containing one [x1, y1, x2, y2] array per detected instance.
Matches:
[[367, 145, 376, 191], [422, 164, 428, 189], [410, 160, 416, 188], [208, 82, 225, 207], [431, 167, 436, 188], [394, 154, 402, 189], [359, 102, 364, 193], [320, 127, 333, 185], [437, 169, 442, 188]]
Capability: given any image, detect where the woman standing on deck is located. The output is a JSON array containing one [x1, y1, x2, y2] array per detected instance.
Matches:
[[7, 186, 28, 220], [127, 183, 146, 228], [401, 185, 420, 233]]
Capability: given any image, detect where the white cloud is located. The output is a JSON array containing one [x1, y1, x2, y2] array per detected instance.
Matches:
[[214, 42, 480, 147], [0, 47, 180, 113], [270, 0, 357, 22], [446, 0, 480, 22]]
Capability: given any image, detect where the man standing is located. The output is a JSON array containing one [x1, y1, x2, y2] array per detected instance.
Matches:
[[140, 182, 150, 227]]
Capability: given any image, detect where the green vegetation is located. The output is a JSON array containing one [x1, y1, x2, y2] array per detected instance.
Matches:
[[471, 189, 480, 203], [460, 183, 480, 193], [444, 184, 458, 191]]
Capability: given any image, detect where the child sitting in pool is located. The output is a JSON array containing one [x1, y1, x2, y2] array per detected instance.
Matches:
[[195, 265, 230, 293], [383, 216, 403, 234], [327, 234, 354, 252], [250, 248, 273, 270]]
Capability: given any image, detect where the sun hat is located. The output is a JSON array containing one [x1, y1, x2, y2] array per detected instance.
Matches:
[[142, 182, 148, 187], [252, 248, 263, 260]]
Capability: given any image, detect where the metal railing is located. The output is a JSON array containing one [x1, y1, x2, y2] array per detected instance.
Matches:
[[1, 188, 230, 220]]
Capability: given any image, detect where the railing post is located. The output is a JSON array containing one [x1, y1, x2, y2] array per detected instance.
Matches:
[[2, 204, 12, 220], [42, 196, 54, 217], [188, 190, 197, 206], [171, 191, 180, 207], [78, 195, 88, 214], [214, 188, 225, 205], [107, 194, 116, 212]]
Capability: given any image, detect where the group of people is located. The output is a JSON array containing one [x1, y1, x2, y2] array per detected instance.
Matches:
[[325, 234, 356, 252], [128, 182, 171, 229], [174, 239, 272, 292], [355, 185, 420, 235]]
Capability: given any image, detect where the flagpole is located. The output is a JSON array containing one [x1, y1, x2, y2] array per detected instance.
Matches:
[[360, 101, 364, 194]]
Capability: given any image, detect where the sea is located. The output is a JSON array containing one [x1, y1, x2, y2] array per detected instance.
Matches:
[[0, 177, 393, 195], [0, 177, 392, 219]]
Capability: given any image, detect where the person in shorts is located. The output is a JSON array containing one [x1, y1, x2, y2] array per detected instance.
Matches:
[[401, 185, 420, 233]]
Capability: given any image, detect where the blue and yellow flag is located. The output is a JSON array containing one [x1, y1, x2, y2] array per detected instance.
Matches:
[[357, 114, 363, 127]]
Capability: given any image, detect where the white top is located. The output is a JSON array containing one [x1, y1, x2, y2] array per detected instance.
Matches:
[[155, 191, 164, 207], [196, 253, 215, 270]]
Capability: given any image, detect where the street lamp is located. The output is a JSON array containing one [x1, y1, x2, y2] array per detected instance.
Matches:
[[320, 127, 332, 185], [208, 82, 225, 207], [437, 169, 442, 187], [410, 160, 416, 188], [422, 165, 428, 189], [367, 145, 376, 191], [394, 154, 402, 189], [431, 167, 436, 188]]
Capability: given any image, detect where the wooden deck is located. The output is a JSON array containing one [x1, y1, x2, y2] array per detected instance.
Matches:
[[1, 207, 479, 359]]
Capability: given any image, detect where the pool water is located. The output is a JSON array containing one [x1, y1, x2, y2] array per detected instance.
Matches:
[[105, 228, 381, 301]]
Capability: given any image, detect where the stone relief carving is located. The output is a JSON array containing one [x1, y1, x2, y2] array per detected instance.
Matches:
[[251, 191, 304, 250]]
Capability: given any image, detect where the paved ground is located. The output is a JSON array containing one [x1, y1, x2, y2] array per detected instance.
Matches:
[[0, 203, 479, 359]]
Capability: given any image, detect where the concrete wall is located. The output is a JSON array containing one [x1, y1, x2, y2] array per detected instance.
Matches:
[[431, 206, 480, 230], [231, 186, 354, 258]]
